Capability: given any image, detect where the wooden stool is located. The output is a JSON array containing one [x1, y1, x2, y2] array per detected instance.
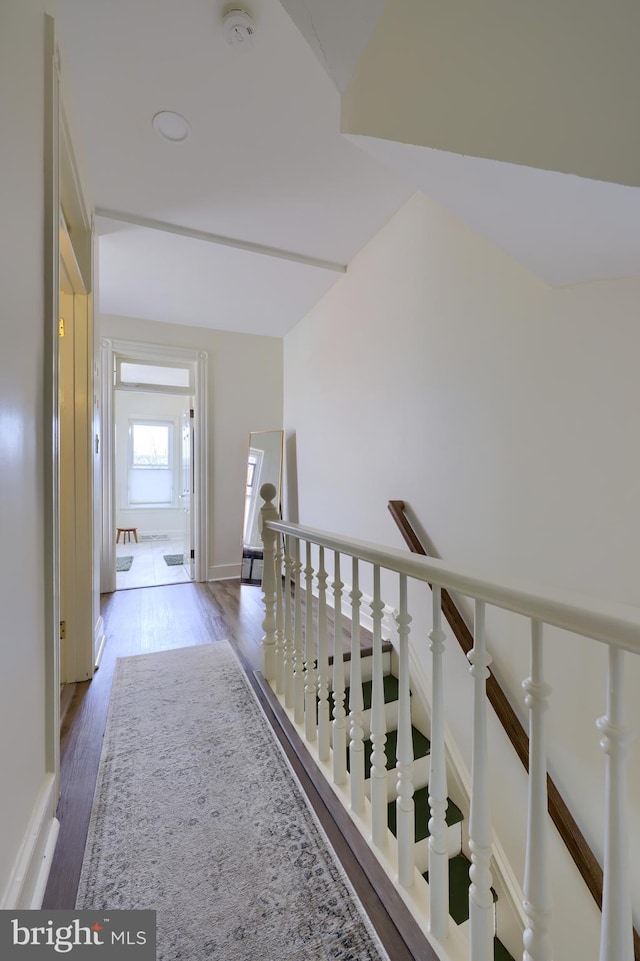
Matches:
[[116, 527, 138, 544]]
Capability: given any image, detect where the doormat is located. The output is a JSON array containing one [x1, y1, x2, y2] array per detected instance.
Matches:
[[116, 556, 134, 572], [163, 554, 184, 566]]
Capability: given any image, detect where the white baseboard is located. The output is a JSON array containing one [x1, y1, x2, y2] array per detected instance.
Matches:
[[1, 774, 60, 909], [208, 563, 241, 581]]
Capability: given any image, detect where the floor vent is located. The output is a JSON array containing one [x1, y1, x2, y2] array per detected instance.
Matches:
[[139, 533, 169, 542]]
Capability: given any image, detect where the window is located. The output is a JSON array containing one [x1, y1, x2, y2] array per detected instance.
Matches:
[[128, 420, 175, 506], [116, 359, 193, 392], [131, 422, 171, 467]]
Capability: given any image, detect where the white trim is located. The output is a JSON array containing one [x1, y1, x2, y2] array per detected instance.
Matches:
[[208, 563, 241, 581], [100, 338, 209, 590], [43, 14, 61, 792], [95, 207, 347, 274], [94, 615, 106, 669], [1, 776, 59, 909]]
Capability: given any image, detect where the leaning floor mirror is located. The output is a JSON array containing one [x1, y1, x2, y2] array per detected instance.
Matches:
[[241, 429, 284, 584]]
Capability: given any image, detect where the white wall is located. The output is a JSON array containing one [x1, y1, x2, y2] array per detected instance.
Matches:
[[101, 315, 283, 579], [284, 190, 640, 957], [114, 390, 186, 538], [0, 0, 55, 905]]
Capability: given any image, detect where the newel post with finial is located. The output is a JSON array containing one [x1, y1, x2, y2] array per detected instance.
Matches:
[[260, 483, 279, 682]]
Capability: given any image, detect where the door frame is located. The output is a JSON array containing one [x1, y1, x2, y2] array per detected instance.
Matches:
[[44, 15, 61, 789], [100, 338, 208, 591], [44, 11, 95, 786], [181, 402, 196, 580], [59, 213, 96, 683]]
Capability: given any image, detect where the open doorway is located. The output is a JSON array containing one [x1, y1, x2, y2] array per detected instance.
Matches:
[[113, 389, 193, 589], [100, 338, 208, 594]]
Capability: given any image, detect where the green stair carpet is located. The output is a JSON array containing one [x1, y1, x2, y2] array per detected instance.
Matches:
[[336, 659, 516, 961]]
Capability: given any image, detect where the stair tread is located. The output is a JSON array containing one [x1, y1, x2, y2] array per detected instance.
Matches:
[[347, 725, 430, 778], [388, 786, 463, 842], [328, 672, 400, 712], [423, 853, 498, 926]]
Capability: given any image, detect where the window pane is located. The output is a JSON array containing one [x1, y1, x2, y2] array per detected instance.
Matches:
[[120, 362, 191, 389], [247, 456, 257, 490], [132, 424, 170, 467]]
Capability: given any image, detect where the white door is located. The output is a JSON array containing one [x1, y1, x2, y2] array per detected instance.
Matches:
[[181, 404, 195, 579]]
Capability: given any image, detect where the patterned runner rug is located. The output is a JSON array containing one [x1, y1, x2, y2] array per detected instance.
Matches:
[[76, 641, 389, 961]]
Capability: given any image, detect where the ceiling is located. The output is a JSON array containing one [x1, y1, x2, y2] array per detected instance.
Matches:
[[55, 0, 640, 338], [55, 0, 412, 336]]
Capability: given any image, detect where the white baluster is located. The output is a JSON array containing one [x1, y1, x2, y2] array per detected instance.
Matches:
[[292, 539, 304, 724], [304, 541, 317, 742], [282, 536, 294, 709], [369, 564, 388, 850], [259, 483, 278, 682], [274, 533, 285, 694], [332, 552, 348, 786], [316, 547, 331, 762], [522, 620, 553, 961], [596, 646, 634, 961], [349, 557, 366, 814], [396, 573, 415, 888], [468, 601, 494, 961], [428, 585, 450, 941]]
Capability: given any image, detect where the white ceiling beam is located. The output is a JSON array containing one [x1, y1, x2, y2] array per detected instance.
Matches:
[[95, 208, 347, 274]]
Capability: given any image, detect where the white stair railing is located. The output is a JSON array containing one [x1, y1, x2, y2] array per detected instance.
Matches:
[[428, 584, 450, 941], [282, 534, 294, 708], [369, 564, 388, 852], [331, 551, 348, 786], [468, 601, 495, 961], [522, 620, 552, 961], [597, 645, 634, 961], [292, 539, 304, 725], [396, 573, 416, 888], [259, 486, 638, 961], [274, 532, 285, 694], [304, 541, 317, 743], [316, 547, 331, 763], [349, 558, 366, 815]]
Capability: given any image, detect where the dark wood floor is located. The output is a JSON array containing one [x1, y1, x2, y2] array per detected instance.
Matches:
[[42, 579, 426, 960]]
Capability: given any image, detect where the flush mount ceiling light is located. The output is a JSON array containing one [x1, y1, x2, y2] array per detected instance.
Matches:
[[152, 111, 190, 143], [223, 8, 256, 47]]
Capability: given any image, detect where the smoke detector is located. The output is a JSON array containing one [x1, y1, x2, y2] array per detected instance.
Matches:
[[223, 9, 256, 47]]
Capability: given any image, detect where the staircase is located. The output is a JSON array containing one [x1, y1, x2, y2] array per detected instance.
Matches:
[[331, 644, 515, 961], [257, 484, 639, 961]]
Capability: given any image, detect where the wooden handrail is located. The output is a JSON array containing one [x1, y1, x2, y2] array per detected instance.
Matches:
[[388, 499, 640, 960]]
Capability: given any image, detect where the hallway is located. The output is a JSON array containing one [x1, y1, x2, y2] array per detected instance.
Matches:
[[44, 581, 241, 908], [43, 580, 414, 959]]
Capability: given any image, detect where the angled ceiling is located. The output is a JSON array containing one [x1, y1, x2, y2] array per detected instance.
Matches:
[[56, 0, 640, 337], [289, 0, 640, 289], [54, 0, 413, 336]]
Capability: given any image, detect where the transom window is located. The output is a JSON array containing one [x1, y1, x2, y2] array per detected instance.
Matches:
[[116, 358, 193, 393]]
